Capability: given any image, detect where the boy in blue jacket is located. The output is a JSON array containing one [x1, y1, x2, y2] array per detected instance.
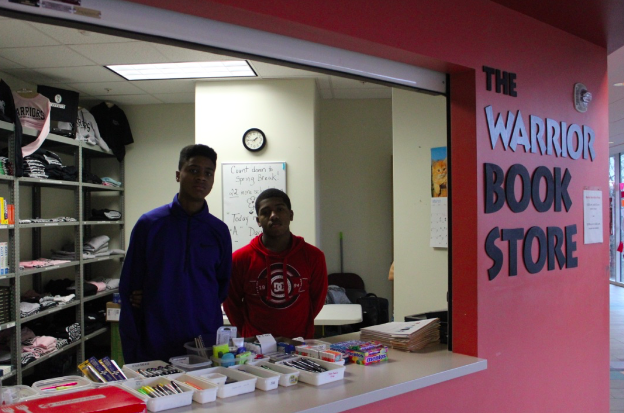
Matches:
[[119, 144, 232, 363]]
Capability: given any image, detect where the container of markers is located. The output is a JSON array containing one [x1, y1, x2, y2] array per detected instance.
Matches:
[[120, 376, 193, 412], [31, 375, 95, 395], [167, 372, 219, 404], [122, 360, 184, 378], [276, 356, 346, 386]]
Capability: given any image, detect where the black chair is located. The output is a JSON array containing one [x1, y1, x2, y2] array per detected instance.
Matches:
[[327, 273, 367, 303]]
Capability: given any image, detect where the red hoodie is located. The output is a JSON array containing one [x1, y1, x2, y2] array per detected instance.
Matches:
[[224, 234, 328, 339]]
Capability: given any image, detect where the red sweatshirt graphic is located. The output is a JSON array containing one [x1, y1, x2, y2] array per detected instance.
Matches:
[[224, 234, 328, 339]]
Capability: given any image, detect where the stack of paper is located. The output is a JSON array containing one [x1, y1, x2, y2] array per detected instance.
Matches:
[[360, 319, 440, 352]]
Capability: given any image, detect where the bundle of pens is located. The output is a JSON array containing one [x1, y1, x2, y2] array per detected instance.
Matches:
[[137, 382, 185, 398], [282, 358, 327, 373], [195, 335, 209, 358], [78, 356, 127, 382]]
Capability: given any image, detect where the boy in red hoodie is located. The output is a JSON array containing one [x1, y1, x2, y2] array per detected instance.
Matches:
[[224, 189, 328, 339]]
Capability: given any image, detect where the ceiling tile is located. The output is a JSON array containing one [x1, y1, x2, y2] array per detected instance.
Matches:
[[249, 61, 320, 78], [332, 88, 392, 99], [30, 22, 134, 45], [130, 79, 196, 94], [0, 20, 60, 48], [0, 56, 22, 70], [1, 68, 59, 85], [93, 94, 163, 105], [1, 46, 95, 68], [151, 43, 238, 63], [35, 66, 123, 84], [610, 98, 624, 122], [152, 93, 196, 104], [69, 43, 170, 65], [68, 81, 146, 96]]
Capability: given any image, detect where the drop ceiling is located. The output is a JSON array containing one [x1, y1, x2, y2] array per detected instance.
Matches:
[[0, 15, 391, 108]]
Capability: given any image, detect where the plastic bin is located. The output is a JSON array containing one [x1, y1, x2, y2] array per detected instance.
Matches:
[[231, 364, 280, 391], [169, 355, 212, 371], [169, 373, 219, 404], [2, 385, 42, 403], [253, 361, 300, 387], [405, 310, 448, 344], [184, 341, 212, 358], [187, 367, 257, 398], [123, 360, 184, 378], [120, 376, 193, 412], [32, 375, 94, 395], [276, 356, 345, 386]]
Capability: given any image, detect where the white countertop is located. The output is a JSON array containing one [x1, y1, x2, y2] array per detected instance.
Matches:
[[223, 304, 363, 326], [166, 332, 486, 413]]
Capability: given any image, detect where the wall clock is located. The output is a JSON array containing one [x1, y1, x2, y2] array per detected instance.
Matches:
[[242, 128, 266, 152]]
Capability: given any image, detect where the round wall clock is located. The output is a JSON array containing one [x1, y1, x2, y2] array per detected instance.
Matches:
[[242, 128, 266, 152]]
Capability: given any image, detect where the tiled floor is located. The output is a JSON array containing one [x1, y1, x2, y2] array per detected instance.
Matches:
[[611, 284, 624, 411]]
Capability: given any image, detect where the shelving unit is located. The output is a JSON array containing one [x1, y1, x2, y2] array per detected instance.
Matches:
[[0, 120, 124, 384]]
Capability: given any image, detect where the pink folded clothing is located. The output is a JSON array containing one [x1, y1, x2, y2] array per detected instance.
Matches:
[[87, 281, 106, 292]]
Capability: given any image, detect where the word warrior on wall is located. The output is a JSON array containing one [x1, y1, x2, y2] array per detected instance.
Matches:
[[222, 162, 287, 247]]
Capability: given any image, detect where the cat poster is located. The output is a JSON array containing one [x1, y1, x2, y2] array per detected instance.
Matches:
[[431, 146, 448, 198]]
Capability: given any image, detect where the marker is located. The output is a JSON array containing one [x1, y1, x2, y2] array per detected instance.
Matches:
[[41, 382, 78, 390]]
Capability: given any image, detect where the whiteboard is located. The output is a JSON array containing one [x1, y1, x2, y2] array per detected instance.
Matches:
[[222, 162, 287, 248]]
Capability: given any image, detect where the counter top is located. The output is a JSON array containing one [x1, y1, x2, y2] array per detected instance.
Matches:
[[167, 333, 487, 413]]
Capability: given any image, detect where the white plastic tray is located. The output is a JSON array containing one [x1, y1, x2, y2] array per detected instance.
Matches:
[[2, 385, 43, 403], [169, 373, 218, 404], [187, 366, 257, 398], [231, 364, 280, 391], [169, 355, 212, 371], [120, 376, 193, 412], [253, 361, 300, 387], [277, 356, 345, 386], [31, 375, 94, 395], [122, 360, 183, 378]]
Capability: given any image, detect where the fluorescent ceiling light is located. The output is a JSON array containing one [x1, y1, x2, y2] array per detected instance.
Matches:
[[614, 83, 624, 87], [106, 61, 256, 80]]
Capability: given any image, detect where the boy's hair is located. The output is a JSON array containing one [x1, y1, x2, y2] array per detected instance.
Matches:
[[178, 144, 217, 169], [255, 188, 291, 214]]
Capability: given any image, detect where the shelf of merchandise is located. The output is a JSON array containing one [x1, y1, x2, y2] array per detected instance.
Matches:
[[83, 289, 117, 303], [84, 326, 108, 342], [0, 120, 124, 384]]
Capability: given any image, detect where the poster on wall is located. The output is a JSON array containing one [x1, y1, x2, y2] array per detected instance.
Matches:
[[431, 146, 447, 198], [583, 189, 603, 244], [430, 197, 448, 248], [222, 162, 287, 248]]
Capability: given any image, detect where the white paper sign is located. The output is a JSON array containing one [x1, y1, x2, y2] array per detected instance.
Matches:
[[583, 189, 603, 244], [430, 198, 448, 248]]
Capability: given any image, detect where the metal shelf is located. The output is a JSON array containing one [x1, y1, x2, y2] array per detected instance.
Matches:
[[18, 177, 79, 189], [19, 261, 80, 276], [20, 300, 80, 324], [1, 118, 124, 384], [84, 326, 109, 341], [84, 289, 118, 303], [21, 340, 82, 372], [84, 220, 124, 226], [18, 222, 79, 229], [81, 183, 123, 192]]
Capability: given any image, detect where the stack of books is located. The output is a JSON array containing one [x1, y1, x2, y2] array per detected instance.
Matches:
[[360, 319, 440, 351]]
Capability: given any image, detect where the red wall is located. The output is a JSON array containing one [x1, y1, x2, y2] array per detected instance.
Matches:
[[130, 1, 610, 411]]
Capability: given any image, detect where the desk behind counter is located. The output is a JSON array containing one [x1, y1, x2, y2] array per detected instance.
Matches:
[[166, 332, 486, 413], [222, 304, 363, 326]]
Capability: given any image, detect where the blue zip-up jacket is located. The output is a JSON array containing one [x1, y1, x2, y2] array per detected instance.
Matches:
[[119, 194, 232, 363]]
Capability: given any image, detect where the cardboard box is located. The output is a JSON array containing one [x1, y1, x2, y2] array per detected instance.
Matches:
[[106, 302, 121, 322], [10, 386, 146, 413]]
